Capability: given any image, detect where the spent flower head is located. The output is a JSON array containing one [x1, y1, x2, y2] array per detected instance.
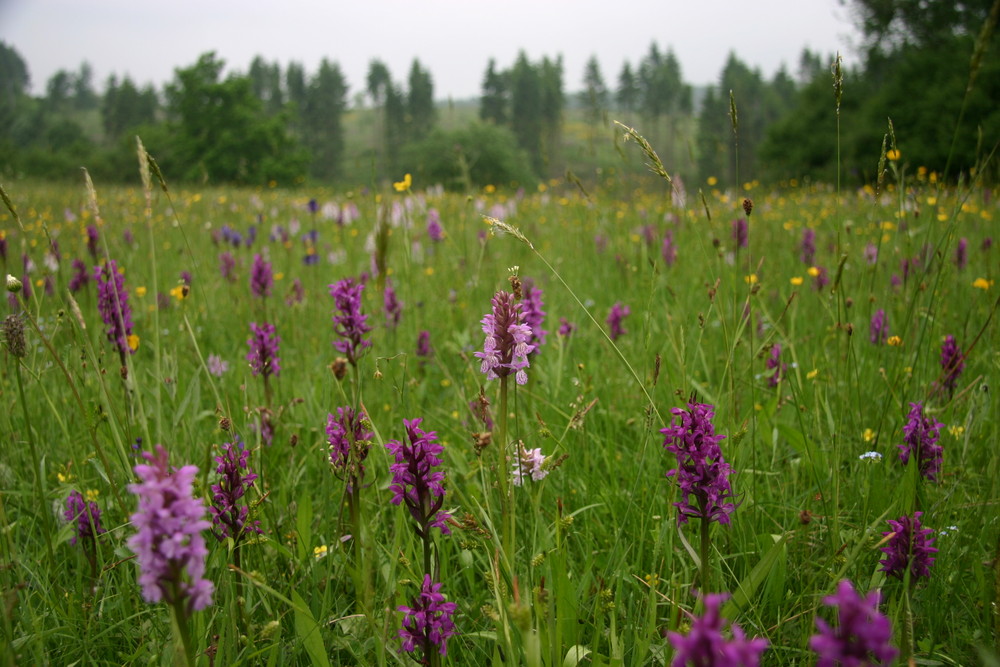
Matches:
[[327, 406, 374, 489]]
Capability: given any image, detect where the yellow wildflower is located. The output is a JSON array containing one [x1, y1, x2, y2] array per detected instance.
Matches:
[[887, 335, 902, 347], [863, 428, 875, 443], [806, 369, 819, 380], [972, 277, 993, 290], [707, 176, 718, 186], [948, 425, 965, 438], [313, 545, 328, 560], [127, 334, 140, 352], [886, 149, 901, 161], [807, 266, 820, 278], [744, 273, 758, 285], [790, 276, 804, 286], [135, 286, 148, 297], [169, 284, 188, 301], [85, 489, 99, 502], [393, 173, 412, 192]]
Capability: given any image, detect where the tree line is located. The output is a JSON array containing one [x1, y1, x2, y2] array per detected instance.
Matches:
[[1, 1, 996, 189]]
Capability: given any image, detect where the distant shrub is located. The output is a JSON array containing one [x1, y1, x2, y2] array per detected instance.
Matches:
[[400, 122, 537, 190]]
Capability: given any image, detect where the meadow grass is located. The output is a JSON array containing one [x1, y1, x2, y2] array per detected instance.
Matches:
[[0, 143, 997, 666]]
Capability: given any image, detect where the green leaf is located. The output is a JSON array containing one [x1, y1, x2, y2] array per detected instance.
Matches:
[[563, 645, 591, 667], [723, 532, 790, 618], [292, 590, 330, 667]]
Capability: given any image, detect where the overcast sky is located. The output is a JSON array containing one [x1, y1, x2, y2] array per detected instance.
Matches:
[[0, 0, 861, 102]]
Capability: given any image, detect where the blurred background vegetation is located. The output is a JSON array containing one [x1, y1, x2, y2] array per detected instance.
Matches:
[[0, 0, 997, 189]]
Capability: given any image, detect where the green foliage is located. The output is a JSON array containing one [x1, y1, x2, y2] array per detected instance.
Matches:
[[399, 121, 537, 189], [166, 52, 308, 185]]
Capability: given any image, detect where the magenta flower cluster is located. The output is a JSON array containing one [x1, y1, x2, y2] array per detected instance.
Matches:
[[386, 418, 451, 538], [329, 277, 372, 364], [209, 441, 262, 541], [94, 259, 135, 358], [64, 490, 106, 545], [607, 302, 631, 341], [939, 335, 964, 396], [880, 511, 937, 580], [809, 580, 897, 666], [327, 406, 374, 489], [667, 593, 768, 666], [474, 290, 535, 385], [662, 402, 737, 525], [766, 343, 786, 388], [397, 574, 458, 657], [520, 278, 547, 353], [869, 309, 888, 345], [383, 280, 402, 329], [898, 402, 943, 482], [246, 322, 281, 379], [127, 445, 214, 613], [250, 253, 273, 298]]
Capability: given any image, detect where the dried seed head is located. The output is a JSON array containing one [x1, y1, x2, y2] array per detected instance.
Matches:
[[330, 357, 348, 380], [742, 197, 753, 217], [2, 314, 27, 358], [219, 416, 232, 432], [508, 274, 523, 300], [6, 274, 22, 293]]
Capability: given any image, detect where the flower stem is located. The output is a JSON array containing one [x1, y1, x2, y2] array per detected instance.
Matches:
[[169, 598, 196, 667], [498, 375, 513, 570], [699, 517, 711, 594], [13, 359, 54, 563]]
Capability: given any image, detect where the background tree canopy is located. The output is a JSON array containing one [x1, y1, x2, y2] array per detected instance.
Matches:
[[0, 0, 997, 187]]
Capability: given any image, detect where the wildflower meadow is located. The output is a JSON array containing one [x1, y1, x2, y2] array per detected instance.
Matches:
[[0, 128, 998, 666]]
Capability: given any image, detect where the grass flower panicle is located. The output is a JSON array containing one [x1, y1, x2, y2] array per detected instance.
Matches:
[[329, 277, 372, 365], [386, 418, 451, 537], [474, 290, 535, 385], [667, 593, 768, 667], [209, 440, 262, 541], [899, 402, 943, 482], [810, 580, 897, 666], [880, 511, 937, 580], [662, 402, 737, 525], [127, 445, 214, 613], [397, 574, 458, 656]]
